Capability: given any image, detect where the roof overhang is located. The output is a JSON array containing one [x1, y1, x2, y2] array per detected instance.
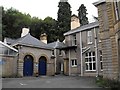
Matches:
[[0, 41, 18, 52], [93, 0, 106, 6]]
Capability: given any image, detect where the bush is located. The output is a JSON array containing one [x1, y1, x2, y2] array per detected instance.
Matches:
[[96, 76, 120, 89]]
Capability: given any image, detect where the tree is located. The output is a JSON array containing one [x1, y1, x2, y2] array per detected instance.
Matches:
[[78, 4, 89, 26], [57, 0, 71, 41], [2, 7, 31, 39], [2, 7, 57, 43]]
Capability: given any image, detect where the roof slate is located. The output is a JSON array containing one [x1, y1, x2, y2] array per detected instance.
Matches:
[[11, 33, 53, 50], [64, 21, 99, 36], [47, 40, 66, 49]]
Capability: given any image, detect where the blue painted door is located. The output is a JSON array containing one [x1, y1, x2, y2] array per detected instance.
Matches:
[[39, 57, 46, 75], [23, 55, 33, 76]]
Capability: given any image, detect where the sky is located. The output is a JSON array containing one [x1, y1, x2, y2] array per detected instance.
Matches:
[[0, 0, 98, 22]]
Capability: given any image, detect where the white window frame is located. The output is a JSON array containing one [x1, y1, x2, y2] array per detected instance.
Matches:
[[87, 31, 92, 44], [51, 50, 54, 56], [72, 34, 77, 46], [85, 52, 96, 71], [100, 51, 103, 71], [114, 0, 120, 20], [59, 49, 62, 56], [71, 59, 77, 67]]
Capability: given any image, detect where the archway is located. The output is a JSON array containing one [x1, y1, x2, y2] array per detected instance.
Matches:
[[23, 55, 34, 76], [39, 56, 47, 75]]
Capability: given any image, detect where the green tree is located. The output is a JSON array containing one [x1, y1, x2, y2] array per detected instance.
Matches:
[[78, 4, 89, 26], [2, 7, 31, 39], [2, 7, 58, 43], [57, 0, 71, 41], [43, 17, 57, 43]]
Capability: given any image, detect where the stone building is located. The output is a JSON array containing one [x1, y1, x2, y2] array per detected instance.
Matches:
[[47, 39, 66, 74], [4, 28, 55, 77], [93, 0, 120, 80], [63, 21, 102, 76], [0, 41, 18, 77]]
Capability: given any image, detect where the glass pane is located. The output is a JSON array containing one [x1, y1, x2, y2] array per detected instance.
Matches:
[[100, 56, 102, 61], [101, 62, 103, 70], [89, 57, 92, 62], [93, 63, 96, 70], [86, 63, 88, 70], [85, 58, 88, 62], [75, 60, 77, 65], [93, 57, 95, 61], [89, 52, 91, 56], [71, 60, 74, 65], [86, 53, 88, 56], [93, 52, 95, 56], [89, 63, 92, 70]]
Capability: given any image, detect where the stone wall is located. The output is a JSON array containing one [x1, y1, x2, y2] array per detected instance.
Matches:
[[97, 2, 119, 80], [17, 46, 55, 76]]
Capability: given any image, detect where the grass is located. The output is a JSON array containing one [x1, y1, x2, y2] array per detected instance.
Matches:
[[96, 76, 120, 89]]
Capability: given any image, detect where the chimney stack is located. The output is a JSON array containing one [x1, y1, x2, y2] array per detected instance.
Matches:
[[71, 14, 80, 30], [21, 28, 29, 37], [40, 33, 47, 44]]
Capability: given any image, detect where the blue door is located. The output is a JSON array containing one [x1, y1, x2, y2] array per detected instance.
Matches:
[[39, 57, 47, 75], [23, 55, 33, 76]]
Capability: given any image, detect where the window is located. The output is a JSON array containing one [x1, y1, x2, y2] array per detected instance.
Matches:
[[52, 50, 54, 56], [100, 50, 103, 70], [114, 0, 120, 21], [59, 50, 62, 56], [71, 59, 77, 67], [72, 34, 77, 46], [85, 52, 96, 71], [87, 31, 92, 44]]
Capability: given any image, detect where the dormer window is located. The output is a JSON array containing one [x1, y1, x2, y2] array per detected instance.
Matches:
[[87, 31, 92, 44]]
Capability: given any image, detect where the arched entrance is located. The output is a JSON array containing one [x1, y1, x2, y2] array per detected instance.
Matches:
[[39, 56, 47, 75], [23, 55, 34, 76]]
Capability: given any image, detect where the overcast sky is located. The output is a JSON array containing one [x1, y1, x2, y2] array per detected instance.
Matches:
[[0, 0, 98, 22]]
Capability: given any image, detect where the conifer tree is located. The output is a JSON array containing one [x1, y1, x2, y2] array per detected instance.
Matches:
[[78, 4, 89, 26], [57, 0, 71, 41]]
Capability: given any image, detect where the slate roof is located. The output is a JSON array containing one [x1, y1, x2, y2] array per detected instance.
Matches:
[[64, 21, 99, 36], [11, 33, 53, 50], [0, 41, 18, 52], [4, 37, 16, 45], [93, 0, 105, 6], [47, 39, 66, 49]]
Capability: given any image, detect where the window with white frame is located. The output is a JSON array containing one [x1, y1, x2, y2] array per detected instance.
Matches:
[[71, 59, 77, 67], [99, 50, 103, 70], [72, 34, 77, 46], [114, 0, 120, 21], [87, 31, 92, 44], [59, 49, 62, 56], [51, 50, 54, 56], [85, 52, 96, 71]]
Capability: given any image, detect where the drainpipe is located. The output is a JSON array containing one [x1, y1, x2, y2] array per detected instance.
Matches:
[[80, 31, 83, 76], [69, 49, 71, 76], [94, 28, 99, 77], [68, 36, 71, 76], [55, 49, 57, 74]]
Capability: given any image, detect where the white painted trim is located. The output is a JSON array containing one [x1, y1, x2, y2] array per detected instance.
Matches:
[[82, 47, 90, 54], [94, 28, 99, 77], [80, 32, 83, 76], [71, 59, 77, 67], [69, 36, 71, 76], [54, 49, 57, 73], [0, 41, 18, 52]]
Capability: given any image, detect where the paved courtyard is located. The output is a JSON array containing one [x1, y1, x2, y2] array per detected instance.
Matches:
[[2, 75, 100, 88]]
